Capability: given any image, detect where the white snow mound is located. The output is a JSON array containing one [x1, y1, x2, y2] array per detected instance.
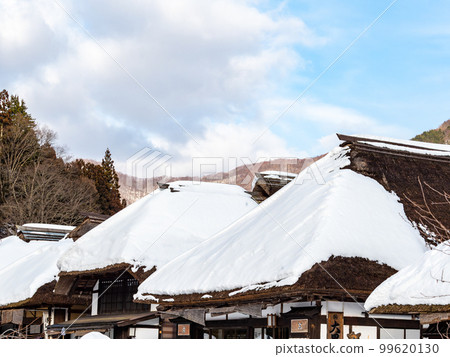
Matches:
[[58, 181, 257, 273], [365, 242, 450, 311], [80, 332, 110, 339], [136, 146, 427, 298], [0, 237, 73, 307]]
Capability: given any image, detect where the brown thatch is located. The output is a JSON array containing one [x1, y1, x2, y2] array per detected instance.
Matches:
[[250, 172, 296, 203], [136, 135, 450, 309], [59, 262, 154, 282], [370, 304, 450, 315], [56, 263, 155, 297], [0, 281, 90, 309], [136, 256, 397, 310], [68, 212, 110, 241], [340, 135, 450, 244], [59, 262, 132, 278]]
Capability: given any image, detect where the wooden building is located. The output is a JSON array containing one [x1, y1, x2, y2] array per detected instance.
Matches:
[[249, 171, 297, 203], [1, 216, 107, 339], [16, 223, 75, 242], [50, 182, 257, 338], [67, 212, 110, 241], [366, 241, 450, 339], [0, 236, 89, 339], [135, 134, 450, 339]]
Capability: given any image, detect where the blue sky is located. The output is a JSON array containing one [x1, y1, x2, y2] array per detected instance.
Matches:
[[0, 0, 449, 175], [268, 0, 450, 150]]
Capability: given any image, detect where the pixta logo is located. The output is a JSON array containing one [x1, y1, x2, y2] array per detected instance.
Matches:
[[126, 148, 172, 193]]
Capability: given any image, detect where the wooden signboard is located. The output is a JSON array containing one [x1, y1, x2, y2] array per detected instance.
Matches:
[[327, 312, 344, 339], [161, 323, 176, 339], [291, 319, 308, 334], [177, 324, 190, 336]]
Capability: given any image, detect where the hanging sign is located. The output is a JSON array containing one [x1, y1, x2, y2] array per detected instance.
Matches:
[[177, 324, 190, 336], [327, 312, 344, 339], [291, 319, 309, 333]]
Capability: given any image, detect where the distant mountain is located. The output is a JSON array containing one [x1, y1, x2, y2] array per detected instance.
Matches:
[[118, 156, 324, 204], [412, 120, 450, 144]]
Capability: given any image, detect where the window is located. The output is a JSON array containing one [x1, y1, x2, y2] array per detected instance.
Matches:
[[208, 328, 248, 339], [266, 327, 290, 339], [98, 277, 148, 314]]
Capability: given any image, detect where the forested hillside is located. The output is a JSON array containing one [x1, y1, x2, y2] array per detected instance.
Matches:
[[412, 120, 450, 144], [0, 90, 125, 237]]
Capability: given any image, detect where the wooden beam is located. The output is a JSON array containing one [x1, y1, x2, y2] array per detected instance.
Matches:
[[420, 313, 450, 325], [54, 276, 78, 296]]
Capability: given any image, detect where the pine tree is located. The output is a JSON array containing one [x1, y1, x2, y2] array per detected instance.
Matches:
[[101, 148, 125, 214], [0, 89, 35, 139], [79, 149, 125, 215], [0, 90, 98, 231]]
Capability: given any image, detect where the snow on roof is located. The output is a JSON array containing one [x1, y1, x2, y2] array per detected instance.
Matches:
[[22, 223, 76, 231], [340, 134, 450, 157], [136, 146, 427, 298], [0, 236, 73, 307], [58, 181, 257, 274], [260, 171, 298, 178], [251, 171, 297, 191], [18, 223, 76, 242], [365, 242, 450, 311]]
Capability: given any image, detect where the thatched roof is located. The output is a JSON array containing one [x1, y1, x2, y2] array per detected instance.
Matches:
[[0, 281, 89, 309], [136, 135, 448, 308], [137, 256, 397, 310], [68, 212, 110, 241], [365, 241, 450, 314], [56, 181, 257, 294], [17, 223, 75, 242], [249, 171, 298, 203], [0, 236, 77, 308], [339, 134, 450, 244]]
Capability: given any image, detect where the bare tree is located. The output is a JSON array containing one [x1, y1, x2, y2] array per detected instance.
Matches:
[[0, 114, 40, 204], [407, 179, 450, 338], [407, 178, 450, 246], [1, 157, 98, 226]]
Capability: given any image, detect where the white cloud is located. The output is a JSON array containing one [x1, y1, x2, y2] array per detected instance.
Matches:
[[145, 121, 302, 177], [3, 0, 326, 166], [8, 0, 399, 174]]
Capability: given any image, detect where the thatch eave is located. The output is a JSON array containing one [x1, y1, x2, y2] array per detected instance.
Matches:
[[369, 304, 450, 315], [0, 281, 90, 310], [136, 256, 397, 310], [58, 262, 154, 283]]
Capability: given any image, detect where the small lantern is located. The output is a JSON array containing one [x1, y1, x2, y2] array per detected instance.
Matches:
[[267, 314, 277, 328]]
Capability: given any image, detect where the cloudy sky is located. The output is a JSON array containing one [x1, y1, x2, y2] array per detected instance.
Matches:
[[1, 0, 449, 176]]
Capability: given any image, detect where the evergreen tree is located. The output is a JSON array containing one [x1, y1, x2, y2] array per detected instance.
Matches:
[[101, 148, 126, 214], [79, 149, 125, 215], [0, 89, 35, 139], [0, 90, 98, 233]]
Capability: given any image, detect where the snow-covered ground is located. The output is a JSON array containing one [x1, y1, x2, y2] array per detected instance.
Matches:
[[365, 242, 450, 310], [58, 181, 257, 274], [0, 236, 73, 306], [136, 146, 427, 299]]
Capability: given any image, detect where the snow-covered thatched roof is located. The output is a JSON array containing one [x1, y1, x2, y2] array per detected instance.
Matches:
[[135, 142, 432, 303], [365, 242, 450, 314], [58, 181, 257, 275], [0, 236, 74, 307]]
